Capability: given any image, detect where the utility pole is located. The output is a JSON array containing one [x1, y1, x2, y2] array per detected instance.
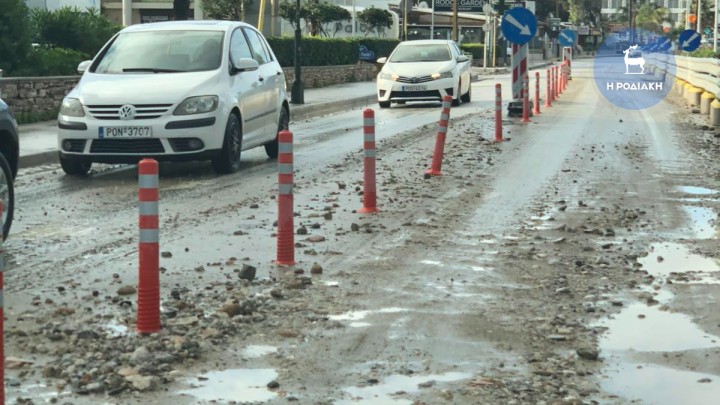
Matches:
[[714, 0, 718, 52], [291, 0, 304, 104], [452, 0, 458, 41]]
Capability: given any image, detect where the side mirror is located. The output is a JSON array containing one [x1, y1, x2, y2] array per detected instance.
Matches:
[[456, 54, 469, 63], [77, 60, 92, 74], [376, 57, 388, 64], [231, 57, 259, 75]]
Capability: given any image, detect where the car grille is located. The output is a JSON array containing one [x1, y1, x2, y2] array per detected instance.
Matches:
[[86, 104, 173, 120], [390, 90, 442, 99], [396, 75, 434, 84], [90, 139, 165, 154]]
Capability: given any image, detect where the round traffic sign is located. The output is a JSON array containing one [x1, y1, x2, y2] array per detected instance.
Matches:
[[678, 29, 701, 52], [501, 7, 537, 45], [558, 29, 576, 47]]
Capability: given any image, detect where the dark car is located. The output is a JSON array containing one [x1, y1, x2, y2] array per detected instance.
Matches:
[[0, 97, 18, 239]]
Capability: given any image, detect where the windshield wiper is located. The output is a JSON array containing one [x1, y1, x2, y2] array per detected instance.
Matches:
[[123, 68, 185, 73]]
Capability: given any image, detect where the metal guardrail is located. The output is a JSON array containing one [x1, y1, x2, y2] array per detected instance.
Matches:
[[645, 54, 720, 98]]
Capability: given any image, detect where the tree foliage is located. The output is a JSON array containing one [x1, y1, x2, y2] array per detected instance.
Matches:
[[202, 0, 253, 21], [0, 0, 33, 74], [635, 4, 669, 33], [278, 1, 351, 37], [357, 7, 392, 38]]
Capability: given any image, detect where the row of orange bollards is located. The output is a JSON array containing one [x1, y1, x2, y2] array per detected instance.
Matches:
[[133, 62, 574, 336]]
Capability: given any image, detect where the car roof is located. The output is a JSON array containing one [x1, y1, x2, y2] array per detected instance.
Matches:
[[121, 20, 251, 33], [399, 40, 454, 46]]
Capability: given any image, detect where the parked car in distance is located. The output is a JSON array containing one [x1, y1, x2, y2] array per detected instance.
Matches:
[[0, 97, 19, 239], [57, 20, 289, 175], [375, 39, 472, 108]]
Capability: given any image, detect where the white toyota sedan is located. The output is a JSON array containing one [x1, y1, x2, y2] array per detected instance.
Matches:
[[57, 20, 288, 175], [376, 40, 472, 108]]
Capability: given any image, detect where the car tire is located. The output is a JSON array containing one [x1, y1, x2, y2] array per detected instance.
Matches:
[[59, 153, 92, 176], [265, 106, 289, 159], [379, 100, 391, 109], [452, 80, 461, 107], [461, 82, 471, 103], [212, 113, 243, 174], [0, 152, 14, 240]]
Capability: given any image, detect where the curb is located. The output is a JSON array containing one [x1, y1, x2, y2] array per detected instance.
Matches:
[[290, 94, 377, 122], [19, 151, 58, 169]]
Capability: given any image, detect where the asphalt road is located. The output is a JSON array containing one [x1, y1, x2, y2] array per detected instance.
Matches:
[[5, 60, 720, 404]]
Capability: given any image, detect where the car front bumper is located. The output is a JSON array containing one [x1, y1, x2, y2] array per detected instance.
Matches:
[[57, 113, 225, 163], [377, 77, 455, 103]]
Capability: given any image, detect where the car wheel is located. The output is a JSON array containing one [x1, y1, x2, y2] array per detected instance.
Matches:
[[265, 106, 289, 159], [379, 100, 391, 109], [59, 153, 92, 176], [212, 113, 243, 174], [452, 79, 461, 107], [461, 83, 471, 103], [0, 152, 14, 240]]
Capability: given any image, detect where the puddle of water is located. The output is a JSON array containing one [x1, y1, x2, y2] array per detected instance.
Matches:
[[420, 260, 444, 266], [242, 345, 277, 358], [677, 186, 719, 195], [179, 368, 278, 402], [681, 206, 718, 239], [337, 371, 472, 405], [602, 362, 720, 405], [637, 243, 720, 278], [597, 303, 720, 352]]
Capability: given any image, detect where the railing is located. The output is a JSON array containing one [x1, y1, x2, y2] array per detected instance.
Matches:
[[645, 54, 720, 98]]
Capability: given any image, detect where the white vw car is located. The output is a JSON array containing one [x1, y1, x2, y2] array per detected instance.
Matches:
[[57, 20, 288, 175], [376, 40, 472, 108]]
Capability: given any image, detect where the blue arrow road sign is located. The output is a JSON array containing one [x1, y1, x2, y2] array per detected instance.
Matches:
[[558, 29, 576, 47], [501, 7, 537, 45], [678, 29, 701, 51]]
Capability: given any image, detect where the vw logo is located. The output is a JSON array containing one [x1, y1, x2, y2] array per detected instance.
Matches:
[[118, 104, 136, 120]]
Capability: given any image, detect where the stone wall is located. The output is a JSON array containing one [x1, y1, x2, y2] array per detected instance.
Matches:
[[0, 64, 377, 117]]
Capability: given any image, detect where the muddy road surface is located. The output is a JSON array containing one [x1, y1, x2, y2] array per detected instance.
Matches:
[[5, 60, 720, 404]]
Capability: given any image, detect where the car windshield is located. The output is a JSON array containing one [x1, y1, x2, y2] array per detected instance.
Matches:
[[93, 30, 224, 74], [389, 44, 451, 63]]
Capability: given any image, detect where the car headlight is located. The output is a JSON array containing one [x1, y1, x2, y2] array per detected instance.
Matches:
[[431, 71, 454, 80], [378, 71, 399, 81], [59, 98, 85, 117], [174, 96, 219, 115]]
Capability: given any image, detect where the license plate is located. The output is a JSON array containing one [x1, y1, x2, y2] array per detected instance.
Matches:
[[99, 127, 152, 138], [402, 85, 427, 91]]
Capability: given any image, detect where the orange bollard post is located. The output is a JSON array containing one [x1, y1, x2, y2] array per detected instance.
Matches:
[[545, 69, 552, 108], [276, 130, 295, 265], [555, 66, 561, 98], [426, 96, 453, 176], [534, 71, 541, 115], [495, 83, 503, 143], [138, 158, 160, 334], [522, 74, 531, 123], [359, 109, 379, 213]]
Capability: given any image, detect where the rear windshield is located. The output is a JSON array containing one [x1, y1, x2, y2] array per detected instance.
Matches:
[[389, 44, 451, 63], [93, 30, 224, 74]]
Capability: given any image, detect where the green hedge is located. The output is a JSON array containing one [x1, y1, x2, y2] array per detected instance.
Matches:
[[687, 48, 719, 59], [267, 36, 399, 67], [459, 43, 484, 60], [12, 46, 89, 77]]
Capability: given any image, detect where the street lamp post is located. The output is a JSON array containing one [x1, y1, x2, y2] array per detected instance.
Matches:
[[291, 0, 304, 104]]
